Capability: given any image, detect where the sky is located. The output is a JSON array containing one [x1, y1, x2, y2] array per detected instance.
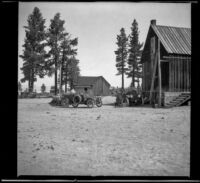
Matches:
[[18, 2, 191, 92]]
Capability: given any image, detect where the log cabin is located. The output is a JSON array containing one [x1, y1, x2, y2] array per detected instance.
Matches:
[[141, 20, 191, 107]]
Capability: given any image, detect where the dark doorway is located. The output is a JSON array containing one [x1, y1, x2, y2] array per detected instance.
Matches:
[[161, 62, 169, 91]]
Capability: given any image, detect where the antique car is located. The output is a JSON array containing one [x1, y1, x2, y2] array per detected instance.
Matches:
[[115, 91, 129, 107], [115, 88, 144, 107], [125, 89, 144, 106], [49, 92, 102, 108]]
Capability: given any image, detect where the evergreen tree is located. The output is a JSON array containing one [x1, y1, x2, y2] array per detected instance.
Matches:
[[61, 36, 79, 91], [46, 13, 67, 95], [127, 19, 143, 88], [114, 28, 128, 90], [20, 7, 47, 92], [67, 56, 80, 90]]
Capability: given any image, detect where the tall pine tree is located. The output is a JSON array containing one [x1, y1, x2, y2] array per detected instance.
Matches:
[[67, 56, 80, 90], [20, 7, 47, 92], [60, 36, 79, 92], [46, 13, 67, 95], [115, 28, 128, 90], [127, 19, 143, 88]]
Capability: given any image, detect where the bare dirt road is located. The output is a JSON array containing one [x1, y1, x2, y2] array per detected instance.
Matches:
[[18, 97, 190, 176]]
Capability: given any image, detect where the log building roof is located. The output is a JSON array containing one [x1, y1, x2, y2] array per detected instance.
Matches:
[[151, 25, 191, 55]]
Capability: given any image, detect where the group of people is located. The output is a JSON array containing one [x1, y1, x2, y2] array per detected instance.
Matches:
[[67, 87, 90, 99]]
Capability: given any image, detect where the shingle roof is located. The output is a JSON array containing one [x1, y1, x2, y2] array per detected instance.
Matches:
[[151, 25, 191, 55]]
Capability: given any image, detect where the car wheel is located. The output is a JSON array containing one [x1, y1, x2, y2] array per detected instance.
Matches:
[[96, 97, 102, 107], [72, 95, 81, 108], [61, 98, 69, 107], [87, 99, 94, 108]]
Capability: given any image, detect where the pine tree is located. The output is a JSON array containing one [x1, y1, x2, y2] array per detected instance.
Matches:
[[20, 7, 47, 92], [46, 13, 67, 95], [127, 19, 143, 88], [60, 36, 79, 92], [114, 28, 128, 90], [67, 56, 80, 90]]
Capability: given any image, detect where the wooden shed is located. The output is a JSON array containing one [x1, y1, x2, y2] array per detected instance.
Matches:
[[73, 76, 111, 96], [141, 20, 191, 107]]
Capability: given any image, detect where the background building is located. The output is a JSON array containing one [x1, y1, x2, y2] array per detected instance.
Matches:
[[74, 76, 111, 96]]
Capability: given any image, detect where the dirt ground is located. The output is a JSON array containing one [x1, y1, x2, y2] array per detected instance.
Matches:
[[18, 96, 190, 176]]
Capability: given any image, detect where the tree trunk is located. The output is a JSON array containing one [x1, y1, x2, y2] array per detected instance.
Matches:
[[132, 75, 135, 88], [59, 64, 62, 95], [122, 66, 124, 90], [65, 65, 68, 92], [32, 81, 34, 93], [61, 65, 63, 88], [65, 82, 67, 93], [70, 80, 73, 90], [29, 70, 31, 92], [132, 65, 135, 88], [28, 80, 30, 93], [29, 69, 34, 93], [137, 78, 140, 88], [55, 57, 57, 95], [64, 75, 67, 93], [60, 56, 64, 91], [31, 69, 34, 92], [121, 52, 125, 90]]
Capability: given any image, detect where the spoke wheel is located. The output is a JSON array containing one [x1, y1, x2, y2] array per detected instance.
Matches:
[[72, 95, 81, 108], [87, 99, 94, 108], [61, 98, 69, 107], [96, 98, 102, 107]]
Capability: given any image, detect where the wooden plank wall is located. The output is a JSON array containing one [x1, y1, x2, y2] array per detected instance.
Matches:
[[142, 63, 145, 91], [183, 59, 187, 91], [180, 59, 182, 91], [178, 59, 180, 92], [93, 78, 102, 96], [143, 61, 151, 91], [93, 77, 111, 96], [172, 59, 175, 91], [171, 59, 173, 91], [168, 56, 191, 92], [188, 58, 191, 91], [102, 80, 111, 96], [169, 58, 173, 92], [186, 58, 189, 91]]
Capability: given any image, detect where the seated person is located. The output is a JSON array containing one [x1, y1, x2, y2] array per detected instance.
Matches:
[[82, 88, 90, 101]]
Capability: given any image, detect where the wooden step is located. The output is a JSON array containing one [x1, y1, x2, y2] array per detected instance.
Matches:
[[175, 98, 190, 106], [168, 99, 189, 106], [165, 93, 191, 108], [181, 93, 190, 95], [177, 96, 188, 99], [173, 96, 190, 101], [165, 102, 176, 105], [169, 101, 180, 104], [173, 97, 186, 100], [174, 98, 186, 101]]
